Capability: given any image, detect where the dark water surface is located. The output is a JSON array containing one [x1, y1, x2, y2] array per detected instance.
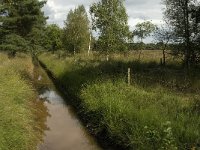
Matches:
[[33, 66, 102, 150]]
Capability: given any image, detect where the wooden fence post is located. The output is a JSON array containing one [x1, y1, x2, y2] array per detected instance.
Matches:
[[128, 68, 131, 85], [160, 58, 163, 66]]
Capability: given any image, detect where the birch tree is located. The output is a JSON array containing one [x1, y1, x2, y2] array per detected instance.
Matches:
[[90, 0, 131, 56], [63, 5, 90, 54], [154, 24, 174, 66], [133, 21, 156, 60]]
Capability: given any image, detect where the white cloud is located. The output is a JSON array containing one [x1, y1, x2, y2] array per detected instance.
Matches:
[[42, 0, 163, 28], [42, 0, 163, 42]]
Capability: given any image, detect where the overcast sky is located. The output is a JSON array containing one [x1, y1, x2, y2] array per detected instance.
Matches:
[[43, 0, 163, 28]]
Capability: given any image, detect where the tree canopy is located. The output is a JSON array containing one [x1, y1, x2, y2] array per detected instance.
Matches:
[[163, 0, 200, 67], [44, 24, 63, 52], [134, 21, 156, 43], [63, 5, 90, 54], [0, 0, 47, 55], [90, 0, 131, 53]]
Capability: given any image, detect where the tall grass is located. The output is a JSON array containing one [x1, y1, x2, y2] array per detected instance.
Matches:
[[81, 81, 199, 149], [39, 52, 200, 149], [0, 53, 42, 150]]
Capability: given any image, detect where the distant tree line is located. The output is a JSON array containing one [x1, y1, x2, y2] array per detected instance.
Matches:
[[128, 43, 171, 51], [1, 0, 200, 68]]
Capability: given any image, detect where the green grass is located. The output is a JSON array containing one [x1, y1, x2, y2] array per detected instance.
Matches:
[[81, 81, 199, 149], [0, 53, 42, 150], [39, 52, 200, 150]]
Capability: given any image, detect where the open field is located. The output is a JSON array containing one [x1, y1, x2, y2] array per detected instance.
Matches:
[[0, 53, 43, 150], [39, 51, 200, 150]]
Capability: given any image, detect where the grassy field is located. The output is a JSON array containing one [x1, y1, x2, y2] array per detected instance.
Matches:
[[0, 53, 43, 150], [39, 51, 200, 150]]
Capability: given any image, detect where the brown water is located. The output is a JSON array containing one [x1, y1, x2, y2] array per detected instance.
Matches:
[[33, 66, 102, 150]]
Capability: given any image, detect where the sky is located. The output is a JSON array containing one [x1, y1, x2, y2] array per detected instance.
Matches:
[[42, 0, 164, 42]]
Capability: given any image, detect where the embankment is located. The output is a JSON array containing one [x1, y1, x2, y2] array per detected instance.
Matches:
[[0, 53, 43, 150], [39, 53, 200, 150]]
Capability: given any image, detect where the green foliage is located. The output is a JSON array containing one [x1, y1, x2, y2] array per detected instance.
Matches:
[[133, 21, 156, 60], [27, 27, 48, 56], [63, 5, 90, 54], [0, 34, 29, 56], [39, 53, 200, 149], [154, 25, 173, 45], [129, 43, 167, 50], [0, 0, 47, 54], [90, 0, 132, 53], [134, 21, 156, 43], [81, 81, 185, 150], [144, 121, 178, 150], [0, 0, 46, 36], [45, 24, 63, 52], [163, 0, 200, 66]]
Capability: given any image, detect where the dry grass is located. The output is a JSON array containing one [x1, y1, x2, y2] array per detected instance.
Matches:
[[0, 53, 42, 150]]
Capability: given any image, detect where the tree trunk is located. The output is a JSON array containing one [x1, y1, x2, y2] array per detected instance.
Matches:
[[138, 50, 142, 61], [138, 40, 143, 61], [184, 0, 191, 70], [8, 51, 16, 59], [163, 49, 166, 66], [162, 40, 169, 66], [88, 33, 92, 56], [74, 45, 76, 55]]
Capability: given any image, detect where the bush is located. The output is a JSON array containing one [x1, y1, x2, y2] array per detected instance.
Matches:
[[0, 34, 29, 57]]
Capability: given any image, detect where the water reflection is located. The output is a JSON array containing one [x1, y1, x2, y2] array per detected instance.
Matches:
[[33, 98, 50, 136], [39, 90, 64, 105], [33, 66, 102, 150]]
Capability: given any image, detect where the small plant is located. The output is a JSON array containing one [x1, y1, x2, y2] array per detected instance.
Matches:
[[160, 121, 177, 150], [144, 122, 177, 150]]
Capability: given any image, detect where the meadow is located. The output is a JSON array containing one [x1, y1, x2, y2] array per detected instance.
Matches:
[[0, 53, 44, 150], [39, 50, 200, 150]]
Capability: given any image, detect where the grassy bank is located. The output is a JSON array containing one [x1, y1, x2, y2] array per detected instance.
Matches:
[[0, 53, 42, 150], [39, 52, 200, 150]]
